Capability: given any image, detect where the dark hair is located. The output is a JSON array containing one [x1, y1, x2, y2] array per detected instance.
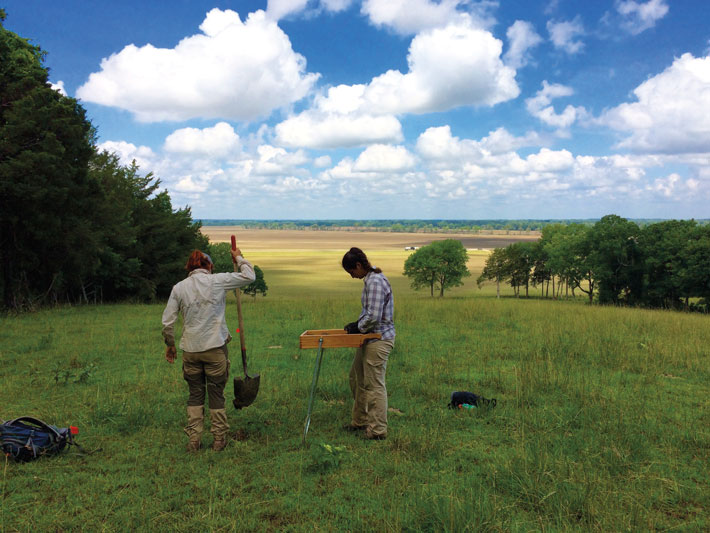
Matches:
[[185, 250, 212, 272], [342, 247, 382, 274]]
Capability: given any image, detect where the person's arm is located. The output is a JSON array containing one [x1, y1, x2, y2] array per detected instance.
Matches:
[[215, 252, 256, 290], [161, 289, 179, 363], [357, 277, 386, 332]]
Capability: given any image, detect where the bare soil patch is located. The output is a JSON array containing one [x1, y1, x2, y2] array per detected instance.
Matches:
[[200, 227, 539, 251]]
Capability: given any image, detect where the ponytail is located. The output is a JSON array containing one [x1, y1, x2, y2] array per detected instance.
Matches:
[[342, 247, 382, 274]]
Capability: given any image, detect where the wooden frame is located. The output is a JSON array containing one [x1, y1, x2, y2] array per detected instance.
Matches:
[[299, 329, 381, 349]]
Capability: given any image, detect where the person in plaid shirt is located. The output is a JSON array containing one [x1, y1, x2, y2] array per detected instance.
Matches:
[[342, 247, 395, 440]]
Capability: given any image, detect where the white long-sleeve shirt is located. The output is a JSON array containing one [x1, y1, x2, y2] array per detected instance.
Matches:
[[161, 257, 255, 352]]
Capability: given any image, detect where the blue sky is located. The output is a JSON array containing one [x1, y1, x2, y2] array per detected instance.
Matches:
[[4, 0, 710, 220]]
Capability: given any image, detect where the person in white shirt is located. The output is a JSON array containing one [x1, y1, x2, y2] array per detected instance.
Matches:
[[162, 247, 255, 452]]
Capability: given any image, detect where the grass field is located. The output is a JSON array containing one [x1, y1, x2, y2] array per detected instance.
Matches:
[[1, 232, 708, 532]]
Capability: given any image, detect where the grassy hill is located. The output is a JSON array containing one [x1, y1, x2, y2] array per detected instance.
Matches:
[[1, 253, 708, 531]]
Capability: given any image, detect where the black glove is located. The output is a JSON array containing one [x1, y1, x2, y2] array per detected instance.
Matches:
[[344, 321, 360, 334]]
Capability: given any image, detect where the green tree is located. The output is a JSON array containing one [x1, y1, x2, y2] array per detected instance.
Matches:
[[243, 265, 268, 298], [404, 239, 470, 297], [504, 242, 536, 297], [639, 220, 696, 309], [477, 247, 509, 298], [590, 215, 643, 305], [680, 225, 710, 308], [207, 242, 267, 299], [0, 12, 96, 308], [207, 242, 234, 274], [87, 151, 208, 301]]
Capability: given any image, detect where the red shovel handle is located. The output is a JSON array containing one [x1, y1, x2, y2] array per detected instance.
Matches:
[[231, 235, 237, 263]]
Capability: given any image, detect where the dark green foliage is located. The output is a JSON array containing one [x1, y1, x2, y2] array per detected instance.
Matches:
[[0, 18, 207, 307], [0, 17, 96, 308], [480, 214, 710, 310], [86, 150, 207, 301], [243, 265, 268, 298], [207, 242, 268, 298], [403, 239, 470, 297], [590, 215, 644, 305], [207, 242, 234, 274]]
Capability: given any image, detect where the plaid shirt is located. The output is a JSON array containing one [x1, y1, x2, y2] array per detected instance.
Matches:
[[357, 270, 395, 340]]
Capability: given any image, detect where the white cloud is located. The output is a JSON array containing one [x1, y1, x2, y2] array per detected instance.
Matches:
[[303, 18, 518, 118], [361, 0, 496, 35], [313, 155, 332, 167], [273, 16, 517, 150], [526, 81, 586, 129], [617, 0, 668, 35], [547, 17, 584, 54], [253, 144, 309, 175], [97, 140, 156, 170], [504, 20, 542, 69], [353, 144, 417, 172], [266, 0, 309, 20], [601, 53, 710, 153], [526, 148, 574, 172], [266, 0, 354, 20], [51, 80, 67, 96], [416, 125, 539, 164], [76, 9, 319, 122], [371, 18, 518, 113], [164, 122, 241, 158], [275, 110, 403, 148]]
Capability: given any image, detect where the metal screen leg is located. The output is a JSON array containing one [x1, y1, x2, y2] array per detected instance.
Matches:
[[303, 337, 324, 444]]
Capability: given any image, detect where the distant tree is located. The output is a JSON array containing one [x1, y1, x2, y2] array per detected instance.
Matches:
[[590, 215, 643, 305], [505, 242, 536, 297], [207, 242, 267, 298], [404, 239, 470, 297], [639, 220, 696, 309], [680, 225, 710, 308], [243, 265, 267, 298], [207, 242, 234, 274], [477, 247, 509, 298]]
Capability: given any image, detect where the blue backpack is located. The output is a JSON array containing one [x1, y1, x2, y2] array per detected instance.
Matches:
[[0, 417, 78, 462]]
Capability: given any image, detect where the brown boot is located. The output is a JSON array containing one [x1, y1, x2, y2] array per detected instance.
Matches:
[[185, 405, 204, 452], [212, 437, 228, 452], [186, 439, 202, 452]]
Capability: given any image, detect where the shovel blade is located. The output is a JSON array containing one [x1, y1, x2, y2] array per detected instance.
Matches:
[[233, 374, 260, 409]]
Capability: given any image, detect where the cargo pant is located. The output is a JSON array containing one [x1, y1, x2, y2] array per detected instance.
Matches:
[[182, 344, 230, 442], [349, 339, 394, 438]]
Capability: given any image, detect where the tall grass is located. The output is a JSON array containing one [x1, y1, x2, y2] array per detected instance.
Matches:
[[0, 254, 708, 531]]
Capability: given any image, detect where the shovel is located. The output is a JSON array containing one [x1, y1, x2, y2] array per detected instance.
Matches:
[[231, 235, 260, 409]]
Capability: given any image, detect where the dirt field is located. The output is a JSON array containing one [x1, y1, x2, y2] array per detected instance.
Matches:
[[200, 227, 540, 251]]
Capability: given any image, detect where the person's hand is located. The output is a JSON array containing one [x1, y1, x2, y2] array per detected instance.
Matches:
[[344, 322, 359, 334], [230, 247, 242, 263], [165, 345, 177, 364]]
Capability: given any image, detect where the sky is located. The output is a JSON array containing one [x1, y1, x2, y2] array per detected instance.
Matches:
[[4, 0, 710, 220]]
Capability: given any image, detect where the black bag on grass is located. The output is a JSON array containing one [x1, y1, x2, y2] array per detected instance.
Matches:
[[448, 391, 497, 409], [0, 417, 78, 462]]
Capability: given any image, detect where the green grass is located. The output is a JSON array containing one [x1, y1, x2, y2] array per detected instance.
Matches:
[[1, 259, 708, 531]]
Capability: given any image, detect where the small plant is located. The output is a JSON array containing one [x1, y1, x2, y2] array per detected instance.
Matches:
[[308, 442, 348, 473], [52, 361, 97, 385]]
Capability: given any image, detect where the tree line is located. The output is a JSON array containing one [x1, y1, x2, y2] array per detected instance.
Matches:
[[201, 218, 709, 234], [478, 215, 710, 311], [0, 12, 207, 309]]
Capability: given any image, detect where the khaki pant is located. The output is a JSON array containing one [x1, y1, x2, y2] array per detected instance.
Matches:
[[349, 339, 394, 437], [182, 345, 230, 439]]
